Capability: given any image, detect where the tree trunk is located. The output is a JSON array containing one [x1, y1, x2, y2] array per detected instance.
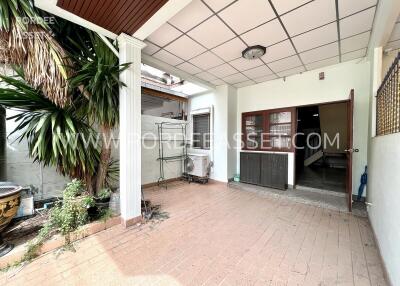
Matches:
[[95, 125, 112, 194], [85, 173, 95, 195]]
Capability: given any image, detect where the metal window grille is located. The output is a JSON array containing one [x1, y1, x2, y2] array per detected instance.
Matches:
[[376, 52, 400, 136], [193, 113, 210, 149]]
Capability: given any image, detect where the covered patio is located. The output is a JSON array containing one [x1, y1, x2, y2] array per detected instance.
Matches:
[[0, 0, 399, 285], [1, 182, 387, 285]]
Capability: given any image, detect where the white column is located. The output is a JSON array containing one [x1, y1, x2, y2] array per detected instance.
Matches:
[[118, 33, 146, 227], [370, 47, 383, 138]]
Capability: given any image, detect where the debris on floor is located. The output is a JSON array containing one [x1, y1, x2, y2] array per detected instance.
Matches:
[[3, 211, 49, 247], [142, 200, 169, 221], [352, 201, 368, 217]]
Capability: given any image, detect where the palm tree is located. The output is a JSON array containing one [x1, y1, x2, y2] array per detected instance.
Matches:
[[0, 2, 129, 194], [67, 31, 129, 192], [0, 68, 100, 190], [0, 0, 70, 106]]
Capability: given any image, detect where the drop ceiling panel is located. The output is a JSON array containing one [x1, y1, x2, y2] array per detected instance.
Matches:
[[203, 0, 235, 12], [210, 78, 226, 85], [211, 38, 247, 62], [262, 40, 296, 63], [168, 0, 213, 32], [278, 66, 305, 77], [189, 51, 225, 70], [143, 41, 160, 55], [268, 55, 302, 72], [176, 62, 202, 75], [292, 22, 338, 52], [208, 63, 237, 78], [338, 0, 377, 18], [386, 40, 400, 50], [340, 7, 375, 39], [271, 0, 312, 16], [218, 0, 276, 34], [341, 32, 370, 54], [188, 16, 236, 49], [229, 58, 264, 71], [143, 0, 380, 87], [254, 74, 278, 83], [196, 71, 218, 82], [342, 48, 367, 62], [305, 56, 339, 70], [223, 73, 249, 84], [300, 42, 339, 64], [241, 19, 287, 47], [243, 65, 273, 79], [147, 24, 182, 47], [164, 35, 206, 60], [281, 0, 336, 36], [389, 23, 400, 42], [234, 80, 255, 88], [153, 49, 184, 66]]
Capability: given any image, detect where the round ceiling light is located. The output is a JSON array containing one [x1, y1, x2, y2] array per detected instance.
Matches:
[[242, 45, 266, 60]]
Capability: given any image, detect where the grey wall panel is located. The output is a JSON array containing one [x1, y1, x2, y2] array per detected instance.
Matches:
[[241, 152, 288, 190]]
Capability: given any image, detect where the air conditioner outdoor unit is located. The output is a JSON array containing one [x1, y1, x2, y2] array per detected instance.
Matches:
[[185, 154, 209, 178]]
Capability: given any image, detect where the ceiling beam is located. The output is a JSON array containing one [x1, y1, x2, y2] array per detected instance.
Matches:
[[368, 0, 400, 55], [133, 0, 193, 40]]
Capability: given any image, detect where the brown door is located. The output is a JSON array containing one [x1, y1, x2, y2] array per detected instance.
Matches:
[[346, 90, 356, 211]]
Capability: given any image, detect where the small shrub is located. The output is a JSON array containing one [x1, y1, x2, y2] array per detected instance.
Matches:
[[97, 188, 112, 200], [22, 179, 95, 261]]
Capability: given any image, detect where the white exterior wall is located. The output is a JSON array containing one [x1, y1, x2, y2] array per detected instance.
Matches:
[[237, 59, 371, 194], [112, 115, 186, 185], [188, 85, 238, 182], [366, 47, 400, 286], [367, 133, 400, 286]]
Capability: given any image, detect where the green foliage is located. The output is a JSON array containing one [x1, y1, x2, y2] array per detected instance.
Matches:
[[68, 32, 130, 127], [105, 159, 119, 188], [0, 0, 43, 31], [99, 208, 113, 223], [21, 180, 95, 263], [63, 179, 85, 198], [0, 70, 100, 179], [22, 223, 52, 262], [50, 180, 92, 237], [97, 188, 112, 200]]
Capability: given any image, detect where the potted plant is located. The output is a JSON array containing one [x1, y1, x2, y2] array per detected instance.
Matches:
[[96, 188, 112, 204]]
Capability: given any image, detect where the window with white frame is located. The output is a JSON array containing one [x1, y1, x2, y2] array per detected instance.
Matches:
[[192, 113, 210, 149]]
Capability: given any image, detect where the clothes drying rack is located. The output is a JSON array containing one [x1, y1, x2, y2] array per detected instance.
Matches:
[[156, 122, 189, 188]]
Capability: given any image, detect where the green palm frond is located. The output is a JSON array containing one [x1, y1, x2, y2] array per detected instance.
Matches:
[[0, 70, 99, 179], [68, 32, 130, 127], [0, 0, 40, 31]]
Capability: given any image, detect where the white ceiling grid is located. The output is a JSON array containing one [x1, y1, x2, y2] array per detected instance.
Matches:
[[385, 15, 400, 51], [145, 0, 378, 88]]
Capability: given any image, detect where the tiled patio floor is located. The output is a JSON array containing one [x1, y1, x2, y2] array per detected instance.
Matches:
[[1, 182, 387, 286]]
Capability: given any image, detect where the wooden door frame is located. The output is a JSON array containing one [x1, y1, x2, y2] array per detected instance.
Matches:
[[293, 97, 353, 205], [347, 90, 355, 212]]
